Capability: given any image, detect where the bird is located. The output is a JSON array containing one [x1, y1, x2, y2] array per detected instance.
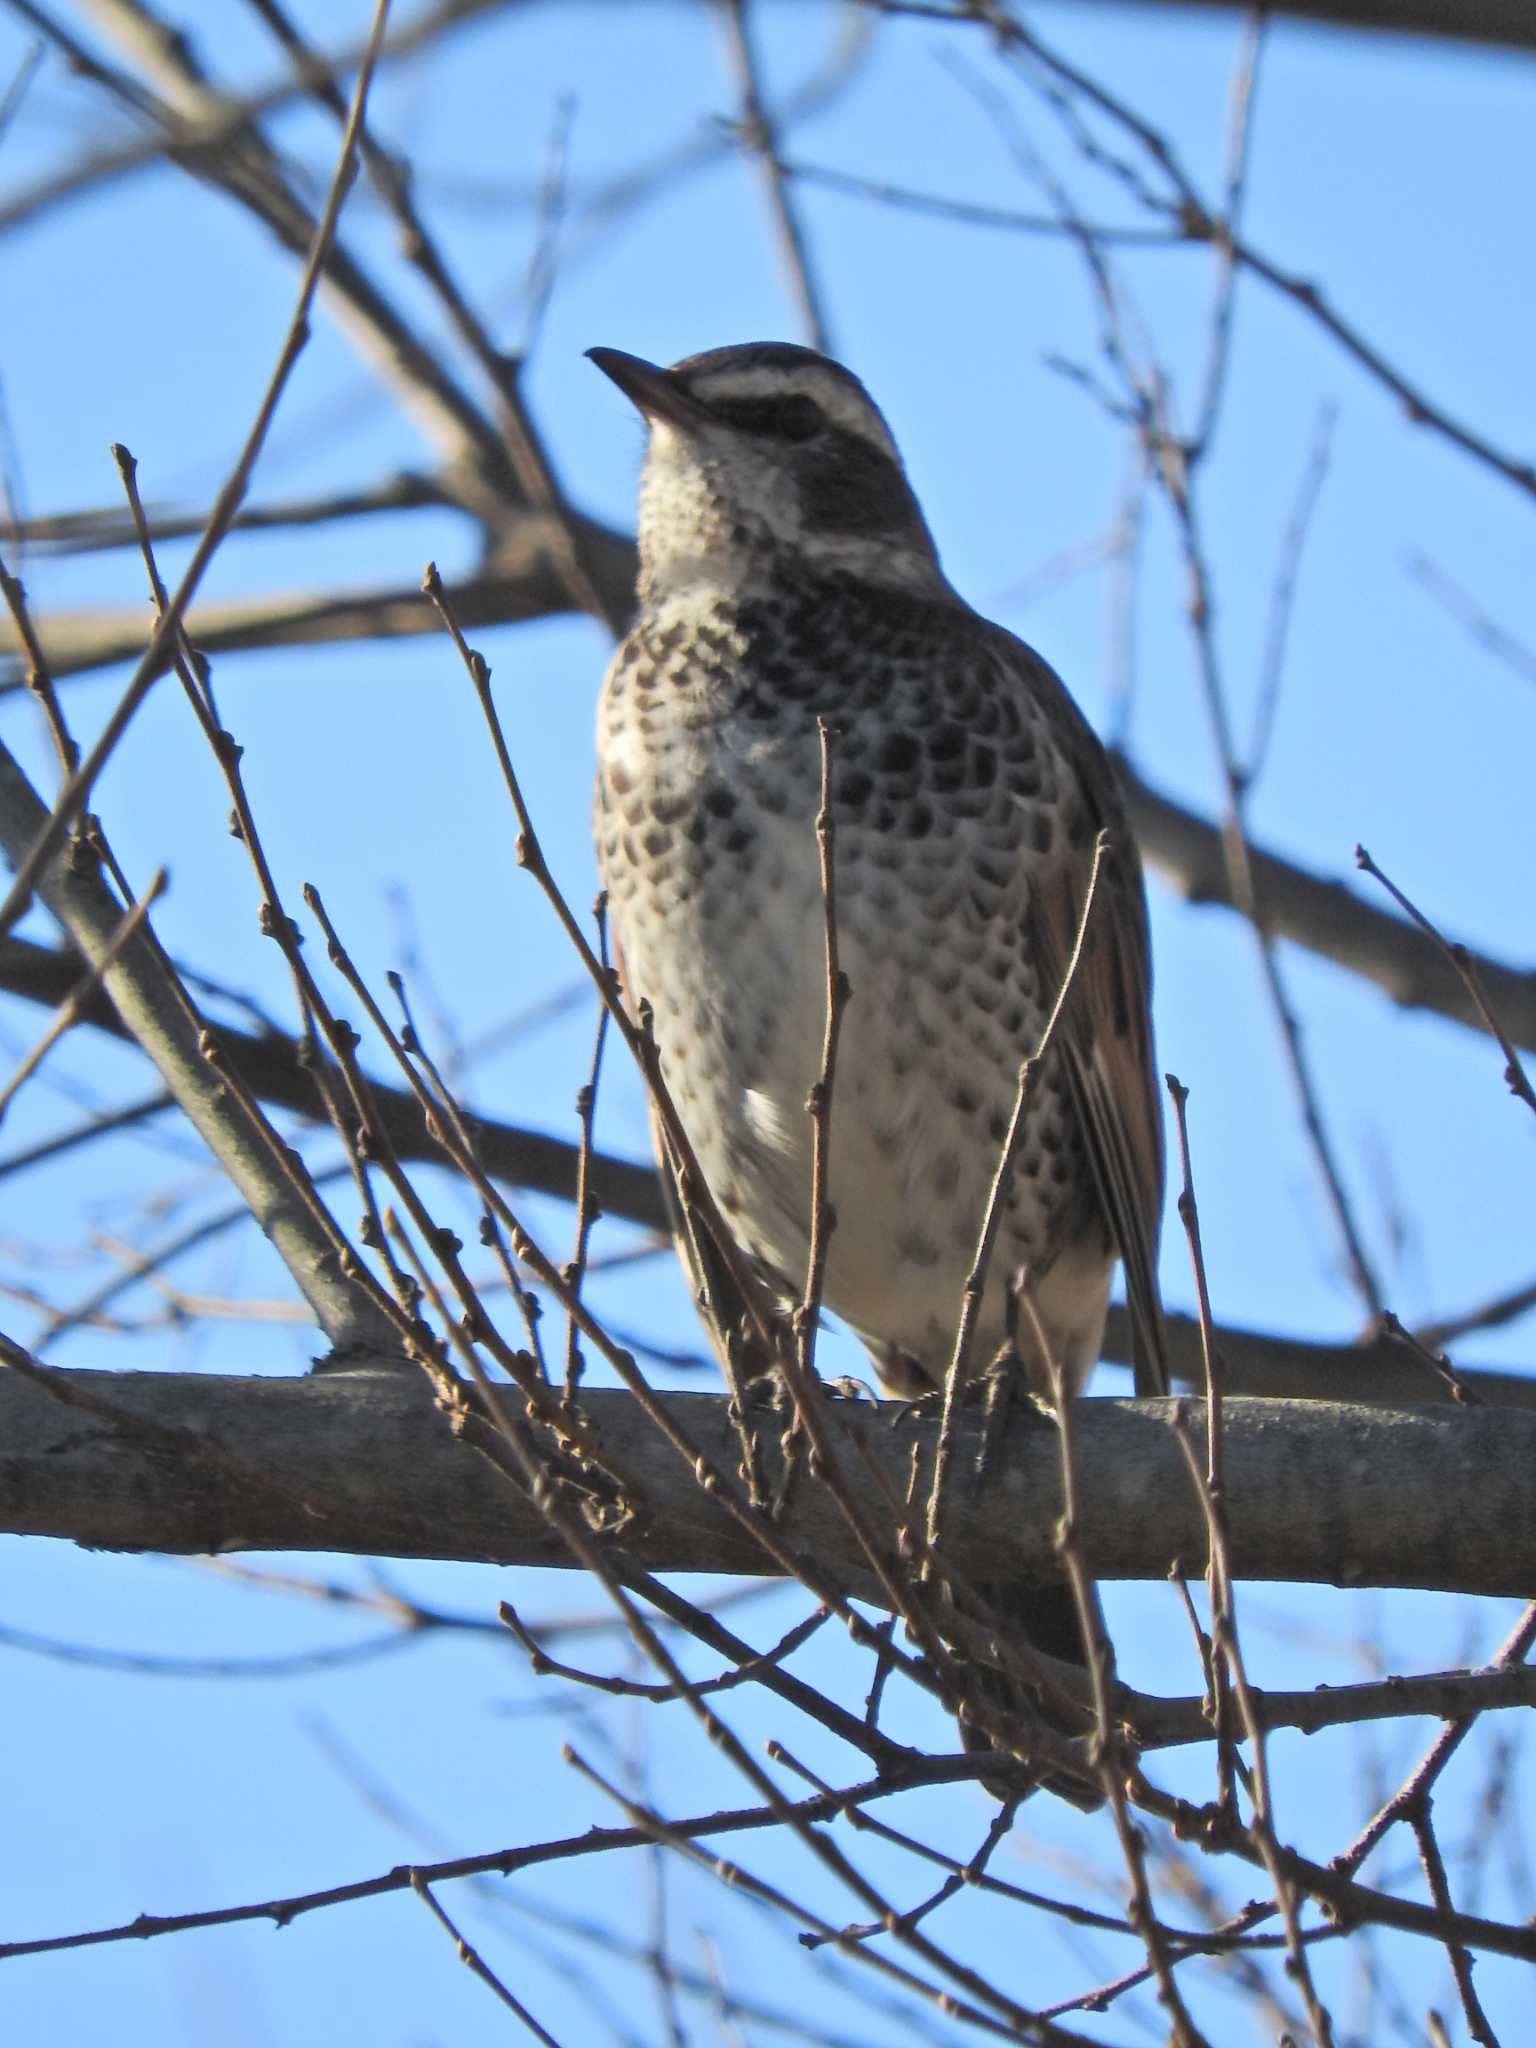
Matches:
[[589, 340, 1167, 1802]]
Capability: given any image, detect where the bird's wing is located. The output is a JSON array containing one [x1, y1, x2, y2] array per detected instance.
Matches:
[[987, 631, 1169, 1397]]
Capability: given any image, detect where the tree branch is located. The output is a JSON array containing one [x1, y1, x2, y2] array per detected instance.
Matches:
[[0, 932, 668, 1228], [6, 471, 454, 558], [1093, 0, 1536, 53], [3, 1367, 1533, 1597], [1099, 1304, 1536, 1411], [1118, 757, 1536, 1053], [0, 535, 638, 685], [0, 745, 399, 1355]]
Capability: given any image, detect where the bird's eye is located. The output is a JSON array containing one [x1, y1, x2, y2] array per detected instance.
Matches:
[[712, 394, 825, 442], [759, 394, 825, 441]]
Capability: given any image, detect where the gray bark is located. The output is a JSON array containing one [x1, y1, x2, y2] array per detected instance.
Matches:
[[1098, 1, 1536, 52], [4, 1366, 1532, 1599]]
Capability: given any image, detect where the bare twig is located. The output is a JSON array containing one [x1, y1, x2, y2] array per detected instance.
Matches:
[[565, 1747, 1100, 2048], [0, 0, 396, 940], [1335, 1601, 1536, 1880], [1246, 402, 1338, 787], [1163, 1082, 1338, 2045], [717, 0, 834, 351], [0, 735, 399, 1354], [0, 870, 165, 1124], [1187, 8, 1265, 460], [0, 1089, 173, 1182], [792, 719, 849, 1390], [1356, 844, 1536, 1123], [563, 899, 612, 1400], [1166, 1075, 1238, 1818], [925, 830, 1109, 1554], [1023, 1281, 1206, 2045], [1415, 1272, 1536, 1350], [500, 1596, 831, 1707], [242, 0, 619, 630], [0, 546, 78, 773], [1404, 1805, 1502, 2048], [1406, 551, 1536, 687], [409, 1871, 563, 2044]]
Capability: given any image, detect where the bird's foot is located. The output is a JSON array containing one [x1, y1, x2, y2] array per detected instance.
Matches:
[[821, 1373, 879, 1403]]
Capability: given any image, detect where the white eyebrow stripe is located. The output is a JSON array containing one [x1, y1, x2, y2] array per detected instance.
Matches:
[[685, 366, 900, 455]]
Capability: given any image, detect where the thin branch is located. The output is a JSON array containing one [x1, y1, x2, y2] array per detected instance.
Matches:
[[0, 0, 503, 238], [0, 869, 165, 1124], [1118, 759, 1536, 1056], [499, 1597, 831, 1707], [1164, 454, 1385, 1321], [0, 1089, 173, 1182], [793, 719, 849, 1389], [562, 899, 611, 1401], [1187, 7, 1265, 460], [1246, 402, 1337, 787], [0, 1618, 432, 1682], [1405, 1806, 1502, 2048], [1164, 1081, 1337, 2046], [0, 0, 397, 940], [1406, 551, 1536, 688], [1024, 1282, 1205, 2042], [409, 1872, 564, 2044], [6, 470, 454, 559], [0, 1777, 861, 1966], [241, 0, 620, 631], [717, 0, 834, 351], [1355, 844, 1536, 1122], [1335, 1601, 1536, 1879], [0, 739, 398, 1354], [1415, 1272, 1536, 1351], [564, 1748, 1099, 2048], [1166, 1075, 1238, 1818], [925, 830, 1109, 1553], [781, 157, 1181, 243], [0, 546, 78, 772]]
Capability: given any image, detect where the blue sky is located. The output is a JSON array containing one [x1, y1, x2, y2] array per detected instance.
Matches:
[[2, 3, 1534, 2042]]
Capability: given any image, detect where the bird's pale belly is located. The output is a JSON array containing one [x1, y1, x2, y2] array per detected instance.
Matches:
[[612, 801, 1065, 1380]]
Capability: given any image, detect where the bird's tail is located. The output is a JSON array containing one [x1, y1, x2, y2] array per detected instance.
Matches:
[[955, 1579, 1107, 1812]]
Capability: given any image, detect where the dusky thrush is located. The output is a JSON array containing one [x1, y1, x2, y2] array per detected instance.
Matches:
[[591, 342, 1167, 1802]]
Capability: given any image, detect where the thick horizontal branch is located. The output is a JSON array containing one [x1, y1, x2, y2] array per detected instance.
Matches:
[[1099, 1304, 1536, 1411], [1106, 0, 1536, 51], [4, 1368, 1534, 1597]]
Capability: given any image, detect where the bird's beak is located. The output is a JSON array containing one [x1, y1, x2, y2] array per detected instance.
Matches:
[[586, 347, 709, 429]]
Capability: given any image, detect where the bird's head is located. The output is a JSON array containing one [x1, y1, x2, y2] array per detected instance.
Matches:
[[588, 342, 947, 603]]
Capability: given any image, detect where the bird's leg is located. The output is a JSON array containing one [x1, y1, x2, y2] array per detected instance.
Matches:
[[970, 1338, 1030, 1499], [714, 1292, 788, 1508]]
